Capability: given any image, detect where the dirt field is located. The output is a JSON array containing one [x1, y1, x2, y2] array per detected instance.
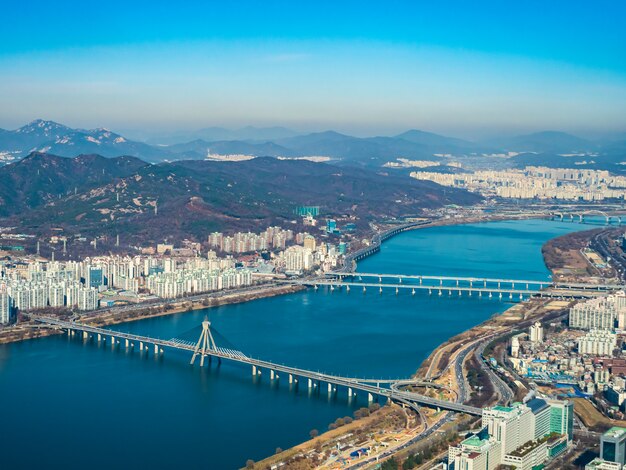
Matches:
[[573, 398, 626, 431]]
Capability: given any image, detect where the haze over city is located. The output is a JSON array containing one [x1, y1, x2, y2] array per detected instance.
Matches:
[[2, 1, 626, 139], [4, 3, 626, 470]]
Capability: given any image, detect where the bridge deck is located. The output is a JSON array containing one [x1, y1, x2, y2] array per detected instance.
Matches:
[[35, 317, 482, 416], [328, 272, 623, 290], [294, 280, 608, 299]]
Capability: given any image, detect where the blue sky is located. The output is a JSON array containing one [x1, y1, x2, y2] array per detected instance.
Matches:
[[1, 1, 625, 138]]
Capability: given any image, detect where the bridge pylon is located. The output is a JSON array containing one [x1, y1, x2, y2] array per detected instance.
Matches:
[[190, 318, 219, 366]]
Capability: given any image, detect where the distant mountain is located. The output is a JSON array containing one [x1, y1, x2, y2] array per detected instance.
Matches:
[[3, 153, 481, 242], [147, 126, 299, 145], [486, 131, 596, 154], [0, 152, 148, 217], [34, 128, 171, 163], [0, 120, 171, 164], [0, 120, 72, 162], [273, 131, 439, 165], [395, 129, 477, 149], [4, 121, 621, 170], [167, 139, 295, 159]]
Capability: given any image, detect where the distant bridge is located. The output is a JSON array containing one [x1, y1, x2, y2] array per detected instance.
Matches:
[[286, 272, 623, 300], [339, 222, 429, 272], [549, 210, 623, 225], [35, 316, 483, 416]]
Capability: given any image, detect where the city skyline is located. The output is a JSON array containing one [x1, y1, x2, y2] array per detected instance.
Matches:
[[1, 1, 625, 139]]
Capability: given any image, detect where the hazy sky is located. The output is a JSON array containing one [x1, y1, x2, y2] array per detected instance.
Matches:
[[1, 0, 625, 138]]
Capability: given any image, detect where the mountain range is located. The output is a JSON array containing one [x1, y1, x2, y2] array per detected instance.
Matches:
[[0, 152, 480, 244], [1, 120, 624, 170]]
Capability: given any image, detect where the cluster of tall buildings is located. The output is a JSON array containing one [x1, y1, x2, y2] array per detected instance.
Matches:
[[0, 262, 103, 322], [0, 252, 255, 324], [448, 399, 573, 470], [410, 166, 626, 201], [276, 239, 344, 274], [569, 293, 626, 331], [145, 265, 252, 298], [208, 227, 297, 253]]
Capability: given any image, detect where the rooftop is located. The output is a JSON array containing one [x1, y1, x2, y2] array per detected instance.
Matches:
[[492, 405, 514, 413], [604, 426, 626, 439], [462, 436, 487, 448]]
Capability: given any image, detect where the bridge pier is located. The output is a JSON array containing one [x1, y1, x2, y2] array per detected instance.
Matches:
[[289, 373, 293, 384], [139, 341, 144, 351], [368, 393, 373, 403], [328, 383, 332, 393], [308, 378, 313, 389], [125, 338, 129, 348], [348, 387, 353, 397], [111, 336, 116, 347], [97, 333, 101, 342], [83, 331, 88, 340], [412, 288, 415, 295], [363, 286, 366, 294], [154, 344, 159, 355], [252, 365, 257, 375], [270, 370, 276, 380]]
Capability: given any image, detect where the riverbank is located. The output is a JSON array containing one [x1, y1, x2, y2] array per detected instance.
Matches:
[[0, 283, 304, 345], [252, 220, 590, 469], [541, 228, 607, 282], [1, 218, 596, 470]]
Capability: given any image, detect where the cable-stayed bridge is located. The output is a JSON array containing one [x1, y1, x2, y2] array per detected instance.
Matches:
[[34, 316, 482, 416]]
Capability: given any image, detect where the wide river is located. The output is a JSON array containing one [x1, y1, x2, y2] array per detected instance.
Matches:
[[0, 219, 590, 469]]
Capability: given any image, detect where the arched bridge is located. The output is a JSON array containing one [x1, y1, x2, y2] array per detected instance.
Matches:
[[549, 210, 622, 225]]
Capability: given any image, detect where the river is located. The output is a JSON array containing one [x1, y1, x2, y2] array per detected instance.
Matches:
[[0, 219, 591, 469]]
